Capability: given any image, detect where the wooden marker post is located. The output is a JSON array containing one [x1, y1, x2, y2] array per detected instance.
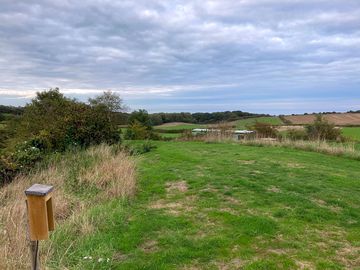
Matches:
[[25, 184, 55, 270]]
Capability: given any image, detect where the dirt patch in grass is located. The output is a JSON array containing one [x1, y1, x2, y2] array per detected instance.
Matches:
[[112, 251, 128, 262], [336, 244, 360, 268], [295, 260, 315, 270], [140, 240, 159, 253], [166, 181, 188, 193], [212, 258, 244, 270], [311, 199, 342, 213], [267, 186, 281, 193], [149, 195, 196, 216], [286, 162, 306, 169], [238, 160, 256, 165]]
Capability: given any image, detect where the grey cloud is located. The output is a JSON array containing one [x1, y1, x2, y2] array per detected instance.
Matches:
[[0, 0, 359, 112]]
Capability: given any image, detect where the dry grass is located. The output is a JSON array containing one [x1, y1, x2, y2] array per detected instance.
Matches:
[[0, 144, 136, 269], [179, 132, 360, 160], [239, 138, 360, 160]]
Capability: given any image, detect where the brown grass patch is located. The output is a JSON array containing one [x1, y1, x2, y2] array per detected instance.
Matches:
[[140, 240, 159, 253], [149, 197, 195, 216], [0, 144, 136, 269], [267, 186, 281, 193], [166, 181, 188, 193], [295, 261, 315, 270]]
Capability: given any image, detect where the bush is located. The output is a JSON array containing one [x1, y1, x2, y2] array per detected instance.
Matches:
[[305, 115, 342, 141], [0, 89, 126, 185], [13, 88, 121, 151], [0, 156, 17, 185], [252, 122, 278, 138], [287, 129, 308, 141]]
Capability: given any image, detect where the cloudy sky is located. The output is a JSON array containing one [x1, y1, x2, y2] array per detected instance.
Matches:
[[0, 0, 359, 114]]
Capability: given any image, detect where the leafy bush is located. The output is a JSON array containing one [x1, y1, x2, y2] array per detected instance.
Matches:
[[305, 115, 342, 141], [287, 129, 308, 141], [124, 110, 161, 140], [13, 140, 42, 170], [124, 121, 149, 140], [0, 89, 125, 185], [0, 156, 17, 185], [13, 88, 121, 151]]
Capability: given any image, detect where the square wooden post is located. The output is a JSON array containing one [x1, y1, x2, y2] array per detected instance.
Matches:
[[25, 184, 55, 270]]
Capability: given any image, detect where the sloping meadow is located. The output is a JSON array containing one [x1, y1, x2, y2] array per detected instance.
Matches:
[[0, 144, 136, 269]]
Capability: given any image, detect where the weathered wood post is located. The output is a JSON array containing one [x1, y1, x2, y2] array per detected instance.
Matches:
[[25, 184, 55, 270]]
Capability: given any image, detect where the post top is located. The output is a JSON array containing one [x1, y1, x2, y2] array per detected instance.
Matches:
[[25, 184, 54, 197]]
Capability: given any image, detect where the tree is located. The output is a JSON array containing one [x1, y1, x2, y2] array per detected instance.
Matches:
[[89, 91, 127, 113], [128, 109, 152, 129]]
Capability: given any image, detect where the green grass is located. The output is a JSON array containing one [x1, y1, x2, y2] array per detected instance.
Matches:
[[236, 116, 283, 129], [342, 127, 360, 141], [50, 141, 360, 269], [154, 123, 205, 130], [158, 133, 182, 139]]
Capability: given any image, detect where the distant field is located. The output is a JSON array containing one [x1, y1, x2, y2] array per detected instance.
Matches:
[[342, 127, 360, 141], [235, 116, 283, 129], [154, 122, 205, 130], [284, 113, 360, 126], [159, 133, 182, 139]]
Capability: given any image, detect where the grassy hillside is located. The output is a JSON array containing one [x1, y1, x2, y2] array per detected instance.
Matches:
[[49, 141, 359, 269], [235, 116, 283, 129]]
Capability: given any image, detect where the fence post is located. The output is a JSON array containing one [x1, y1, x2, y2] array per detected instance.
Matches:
[[25, 184, 55, 270]]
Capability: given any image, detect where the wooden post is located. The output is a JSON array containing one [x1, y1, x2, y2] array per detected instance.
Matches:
[[25, 184, 55, 270]]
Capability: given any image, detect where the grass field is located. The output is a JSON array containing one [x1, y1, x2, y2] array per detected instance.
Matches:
[[235, 116, 283, 129], [342, 127, 360, 141], [155, 123, 205, 130], [50, 141, 360, 269]]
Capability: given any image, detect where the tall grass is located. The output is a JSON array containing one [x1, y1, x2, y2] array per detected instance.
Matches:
[[179, 132, 360, 160], [0, 144, 136, 269], [239, 138, 360, 160]]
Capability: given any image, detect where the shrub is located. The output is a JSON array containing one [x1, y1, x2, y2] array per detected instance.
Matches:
[[287, 129, 308, 141], [0, 89, 126, 185], [0, 156, 17, 185], [252, 122, 278, 138], [305, 115, 341, 141], [13, 88, 121, 151]]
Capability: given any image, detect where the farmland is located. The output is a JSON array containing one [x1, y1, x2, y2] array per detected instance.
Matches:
[[284, 113, 360, 126], [48, 141, 360, 269]]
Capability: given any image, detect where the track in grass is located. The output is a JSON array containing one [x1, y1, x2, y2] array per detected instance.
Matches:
[[50, 141, 360, 269]]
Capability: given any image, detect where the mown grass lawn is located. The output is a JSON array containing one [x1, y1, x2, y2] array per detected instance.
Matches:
[[50, 141, 360, 269], [235, 116, 283, 129]]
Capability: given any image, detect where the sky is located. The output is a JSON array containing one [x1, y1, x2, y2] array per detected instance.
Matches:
[[0, 0, 359, 114]]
